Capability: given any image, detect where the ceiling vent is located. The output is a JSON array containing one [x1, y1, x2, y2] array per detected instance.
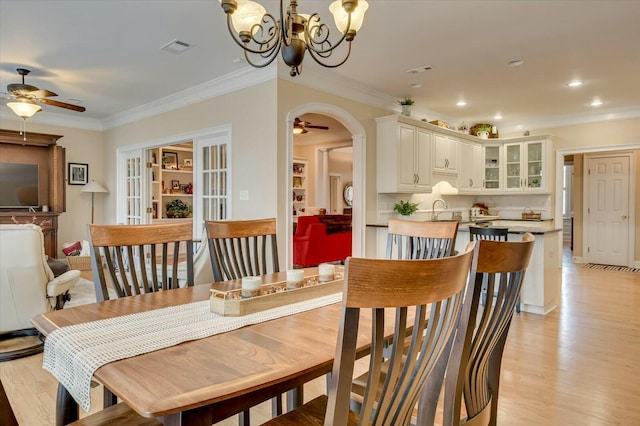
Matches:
[[160, 39, 192, 54]]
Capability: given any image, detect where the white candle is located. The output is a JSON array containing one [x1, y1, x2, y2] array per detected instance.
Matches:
[[286, 269, 305, 290], [241, 276, 261, 298], [318, 263, 336, 283]]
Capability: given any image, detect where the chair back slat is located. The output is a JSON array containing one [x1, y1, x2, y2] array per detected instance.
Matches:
[[441, 233, 535, 426], [386, 219, 458, 260], [88, 222, 194, 301], [325, 245, 475, 426], [205, 218, 279, 282], [468, 226, 508, 242]]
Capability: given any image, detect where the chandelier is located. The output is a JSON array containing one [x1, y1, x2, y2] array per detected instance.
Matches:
[[219, 0, 369, 77]]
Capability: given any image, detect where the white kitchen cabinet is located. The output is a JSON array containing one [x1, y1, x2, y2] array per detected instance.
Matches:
[[504, 140, 547, 192], [376, 116, 432, 193], [458, 140, 482, 193], [432, 133, 458, 175], [482, 144, 502, 190]]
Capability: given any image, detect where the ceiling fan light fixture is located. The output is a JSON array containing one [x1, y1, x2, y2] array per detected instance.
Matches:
[[7, 97, 42, 119], [293, 127, 306, 135]]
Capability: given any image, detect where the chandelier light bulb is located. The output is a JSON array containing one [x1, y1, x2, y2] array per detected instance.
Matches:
[[229, 0, 265, 36], [330, 0, 369, 33]]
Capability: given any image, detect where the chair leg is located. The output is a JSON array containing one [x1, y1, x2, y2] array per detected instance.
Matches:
[[271, 394, 283, 417], [238, 409, 250, 426], [103, 388, 117, 408], [286, 386, 304, 411]]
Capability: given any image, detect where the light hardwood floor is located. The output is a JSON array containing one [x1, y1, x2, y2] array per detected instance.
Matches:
[[1, 247, 639, 425]]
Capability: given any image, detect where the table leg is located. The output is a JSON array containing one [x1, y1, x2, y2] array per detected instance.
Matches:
[[160, 406, 212, 426], [286, 386, 304, 412], [56, 383, 78, 426]]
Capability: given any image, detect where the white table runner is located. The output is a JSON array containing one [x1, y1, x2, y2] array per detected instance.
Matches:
[[43, 292, 342, 412]]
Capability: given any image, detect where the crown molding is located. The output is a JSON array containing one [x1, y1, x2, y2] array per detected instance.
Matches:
[[281, 65, 457, 126], [101, 66, 277, 130], [3, 64, 637, 135], [498, 105, 640, 135]]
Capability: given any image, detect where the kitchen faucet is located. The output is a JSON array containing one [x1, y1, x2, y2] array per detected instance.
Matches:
[[432, 199, 448, 221]]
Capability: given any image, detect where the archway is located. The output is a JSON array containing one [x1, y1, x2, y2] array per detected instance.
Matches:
[[285, 103, 366, 267]]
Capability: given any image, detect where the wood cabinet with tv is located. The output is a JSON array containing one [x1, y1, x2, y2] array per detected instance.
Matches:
[[0, 129, 65, 257]]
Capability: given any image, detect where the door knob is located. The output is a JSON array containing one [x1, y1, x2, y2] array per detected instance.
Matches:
[[622, 215, 628, 219]]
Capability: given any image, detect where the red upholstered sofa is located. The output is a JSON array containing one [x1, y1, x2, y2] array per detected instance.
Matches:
[[293, 215, 352, 267]]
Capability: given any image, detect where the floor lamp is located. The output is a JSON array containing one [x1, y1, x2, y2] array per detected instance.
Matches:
[[81, 180, 108, 224]]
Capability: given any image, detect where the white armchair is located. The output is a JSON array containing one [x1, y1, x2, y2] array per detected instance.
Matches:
[[0, 224, 81, 361]]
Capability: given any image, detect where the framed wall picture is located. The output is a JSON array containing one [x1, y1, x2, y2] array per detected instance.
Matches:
[[68, 163, 89, 185], [162, 151, 179, 170]]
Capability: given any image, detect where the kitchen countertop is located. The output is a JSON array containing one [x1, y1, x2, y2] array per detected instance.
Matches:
[[366, 219, 561, 235]]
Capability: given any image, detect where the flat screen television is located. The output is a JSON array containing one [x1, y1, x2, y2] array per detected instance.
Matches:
[[0, 162, 40, 208]]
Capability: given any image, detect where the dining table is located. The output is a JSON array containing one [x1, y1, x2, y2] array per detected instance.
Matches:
[[32, 268, 404, 426]]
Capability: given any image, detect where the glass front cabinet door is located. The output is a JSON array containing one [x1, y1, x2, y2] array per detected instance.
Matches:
[[504, 140, 545, 192], [483, 145, 501, 190]]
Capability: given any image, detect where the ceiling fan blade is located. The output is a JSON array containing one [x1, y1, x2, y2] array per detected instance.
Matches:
[[39, 98, 86, 112], [30, 89, 58, 98], [7, 83, 40, 94], [306, 125, 329, 130]]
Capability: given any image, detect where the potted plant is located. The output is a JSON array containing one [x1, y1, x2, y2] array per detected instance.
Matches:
[[398, 97, 415, 116], [165, 199, 192, 218], [393, 199, 420, 218], [475, 124, 492, 139]]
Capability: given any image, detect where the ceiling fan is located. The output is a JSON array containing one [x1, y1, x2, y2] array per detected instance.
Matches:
[[3, 68, 86, 117], [293, 117, 329, 135]]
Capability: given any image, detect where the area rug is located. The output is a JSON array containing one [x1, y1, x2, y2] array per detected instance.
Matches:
[[579, 263, 640, 273]]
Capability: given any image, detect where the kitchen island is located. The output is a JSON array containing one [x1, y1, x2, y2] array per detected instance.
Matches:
[[367, 219, 562, 315]]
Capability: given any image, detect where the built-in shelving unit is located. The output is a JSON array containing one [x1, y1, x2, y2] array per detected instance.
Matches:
[[292, 158, 307, 217], [149, 142, 193, 220]]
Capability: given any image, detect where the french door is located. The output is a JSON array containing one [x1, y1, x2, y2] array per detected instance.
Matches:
[[118, 126, 231, 240], [119, 150, 146, 224]]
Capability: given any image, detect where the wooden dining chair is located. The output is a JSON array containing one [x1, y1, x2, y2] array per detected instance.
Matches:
[[261, 244, 475, 426], [72, 222, 195, 426], [88, 222, 194, 302], [468, 226, 508, 242], [205, 218, 280, 281], [349, 218, 460, 408], [205, 217, 282, 425], [421, 234, 535, 426], [386, 218, 459, 260], [467, 226, 520, 312]]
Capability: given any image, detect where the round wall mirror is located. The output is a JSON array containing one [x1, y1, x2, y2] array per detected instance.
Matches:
[[343, 182, 353, 206]]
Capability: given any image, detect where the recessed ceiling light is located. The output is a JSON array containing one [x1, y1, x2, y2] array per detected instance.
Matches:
[[410, 83, 423, 88], [567, 80, 583, 87], [406, 65, 432, 74], [456, 101, 466, 107], [591, 99, 603, 107], [494, 113, 503, 120], [508, 59, 525, 67], [160, 39, 192, 54]]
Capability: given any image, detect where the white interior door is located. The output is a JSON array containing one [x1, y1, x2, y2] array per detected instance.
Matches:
[[586, 155, 630, 266], [119, 149, 145, 224], [194, 131, 230, 241]]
